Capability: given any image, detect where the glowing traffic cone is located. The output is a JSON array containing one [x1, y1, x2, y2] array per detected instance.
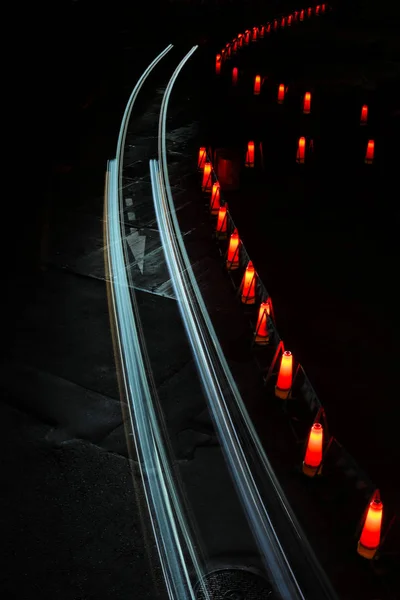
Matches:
[[360, 104, 368, 126], [233, 40, 238, 54], [226, 228, 240, 270], [300, 9, 304, 21], [275, 350, 293, 399], [277, 84, 285, 104], [281, 17, 286, 28], [238, 33, 244, 48], [210, 182, 221, 215], [216, 204, 228, 239], [241, 261, 257, 304], [245, 30, 250, 45], [202, 161, 212, 192], [296, 137, 306, 164], [357, 494, 383, 559], [288, 14, 293, 26], [307, 7, 312, 18], [254, 75, 261, 95], [303, 92, 311, 114], [273, 19, 278, 31], [303, 423, 324, 477], [254, 301, 270, 345], [252, 27, 258, 41], [316, 4, 320, 16], [215, 54, 221, 75], [245, 141, 255, 168], [232, 67, 238, 86], [260, 25, 265, 38], [321, 3, 326, 13], [198, 147, 207, 170], [365, 140, 375, 164], [266, 23, 271, 34]]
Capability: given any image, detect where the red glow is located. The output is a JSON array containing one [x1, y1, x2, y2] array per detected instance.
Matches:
[[273, 19, 278, 31], [245, 141, 255, 167], [216, 205, 228, 236], [316, 5, 320, 15], [360, 500, 383, 550], [288, 14, 293, 26], [304, 423, 323, 468], [215, 58, 221, 75], [227, 228, 240, 270], [294, 10, 298, 21], [232, 67, 238, 86], [360, 104, 368, 124], [296, 137, 306, 163], [202, 162, 212, 191], [276, 350, 293, 391], [260, 25, 265, 38], [210, 182, 220, 215], [281, 17, 286, 28], [277, 83, 285, 104], [245, 30, 250, 44], [198, 147, 206, 170], [365, 139, 375, 164], [321, 3, 326, 12], [300, 9, 304, 21], [266, 23, 271, 33], [254, 75, 261, 95], [241, 261, 257, 304], [252, 26, 258, 41], [303, 91, 311, 114], [255, 301, 270, 343], [307, 7, 312, 17]]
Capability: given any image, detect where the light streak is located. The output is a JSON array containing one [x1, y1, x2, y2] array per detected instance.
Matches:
[[107, 46, 209, 600]]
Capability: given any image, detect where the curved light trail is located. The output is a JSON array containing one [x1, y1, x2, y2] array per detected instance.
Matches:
[[153, 45, 338, 600], [106, 46, 210, 600]]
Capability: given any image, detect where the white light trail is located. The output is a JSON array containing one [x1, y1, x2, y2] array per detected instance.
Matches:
[[107, 45, 210, 600]]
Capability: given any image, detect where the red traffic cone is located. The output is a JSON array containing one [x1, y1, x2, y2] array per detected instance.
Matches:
[[358, 493, 383, 559], [275, 350, 293, 399]]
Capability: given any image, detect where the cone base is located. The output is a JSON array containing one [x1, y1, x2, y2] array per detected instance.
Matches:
[[275, 386, 290, 400], [302, 462, 322, 478], [216, 232, 227, 240], [357, 541, 378, 560], [227, 262, 240, 271], [241, 296, 255, 305], [254, 334, 269, 345]]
